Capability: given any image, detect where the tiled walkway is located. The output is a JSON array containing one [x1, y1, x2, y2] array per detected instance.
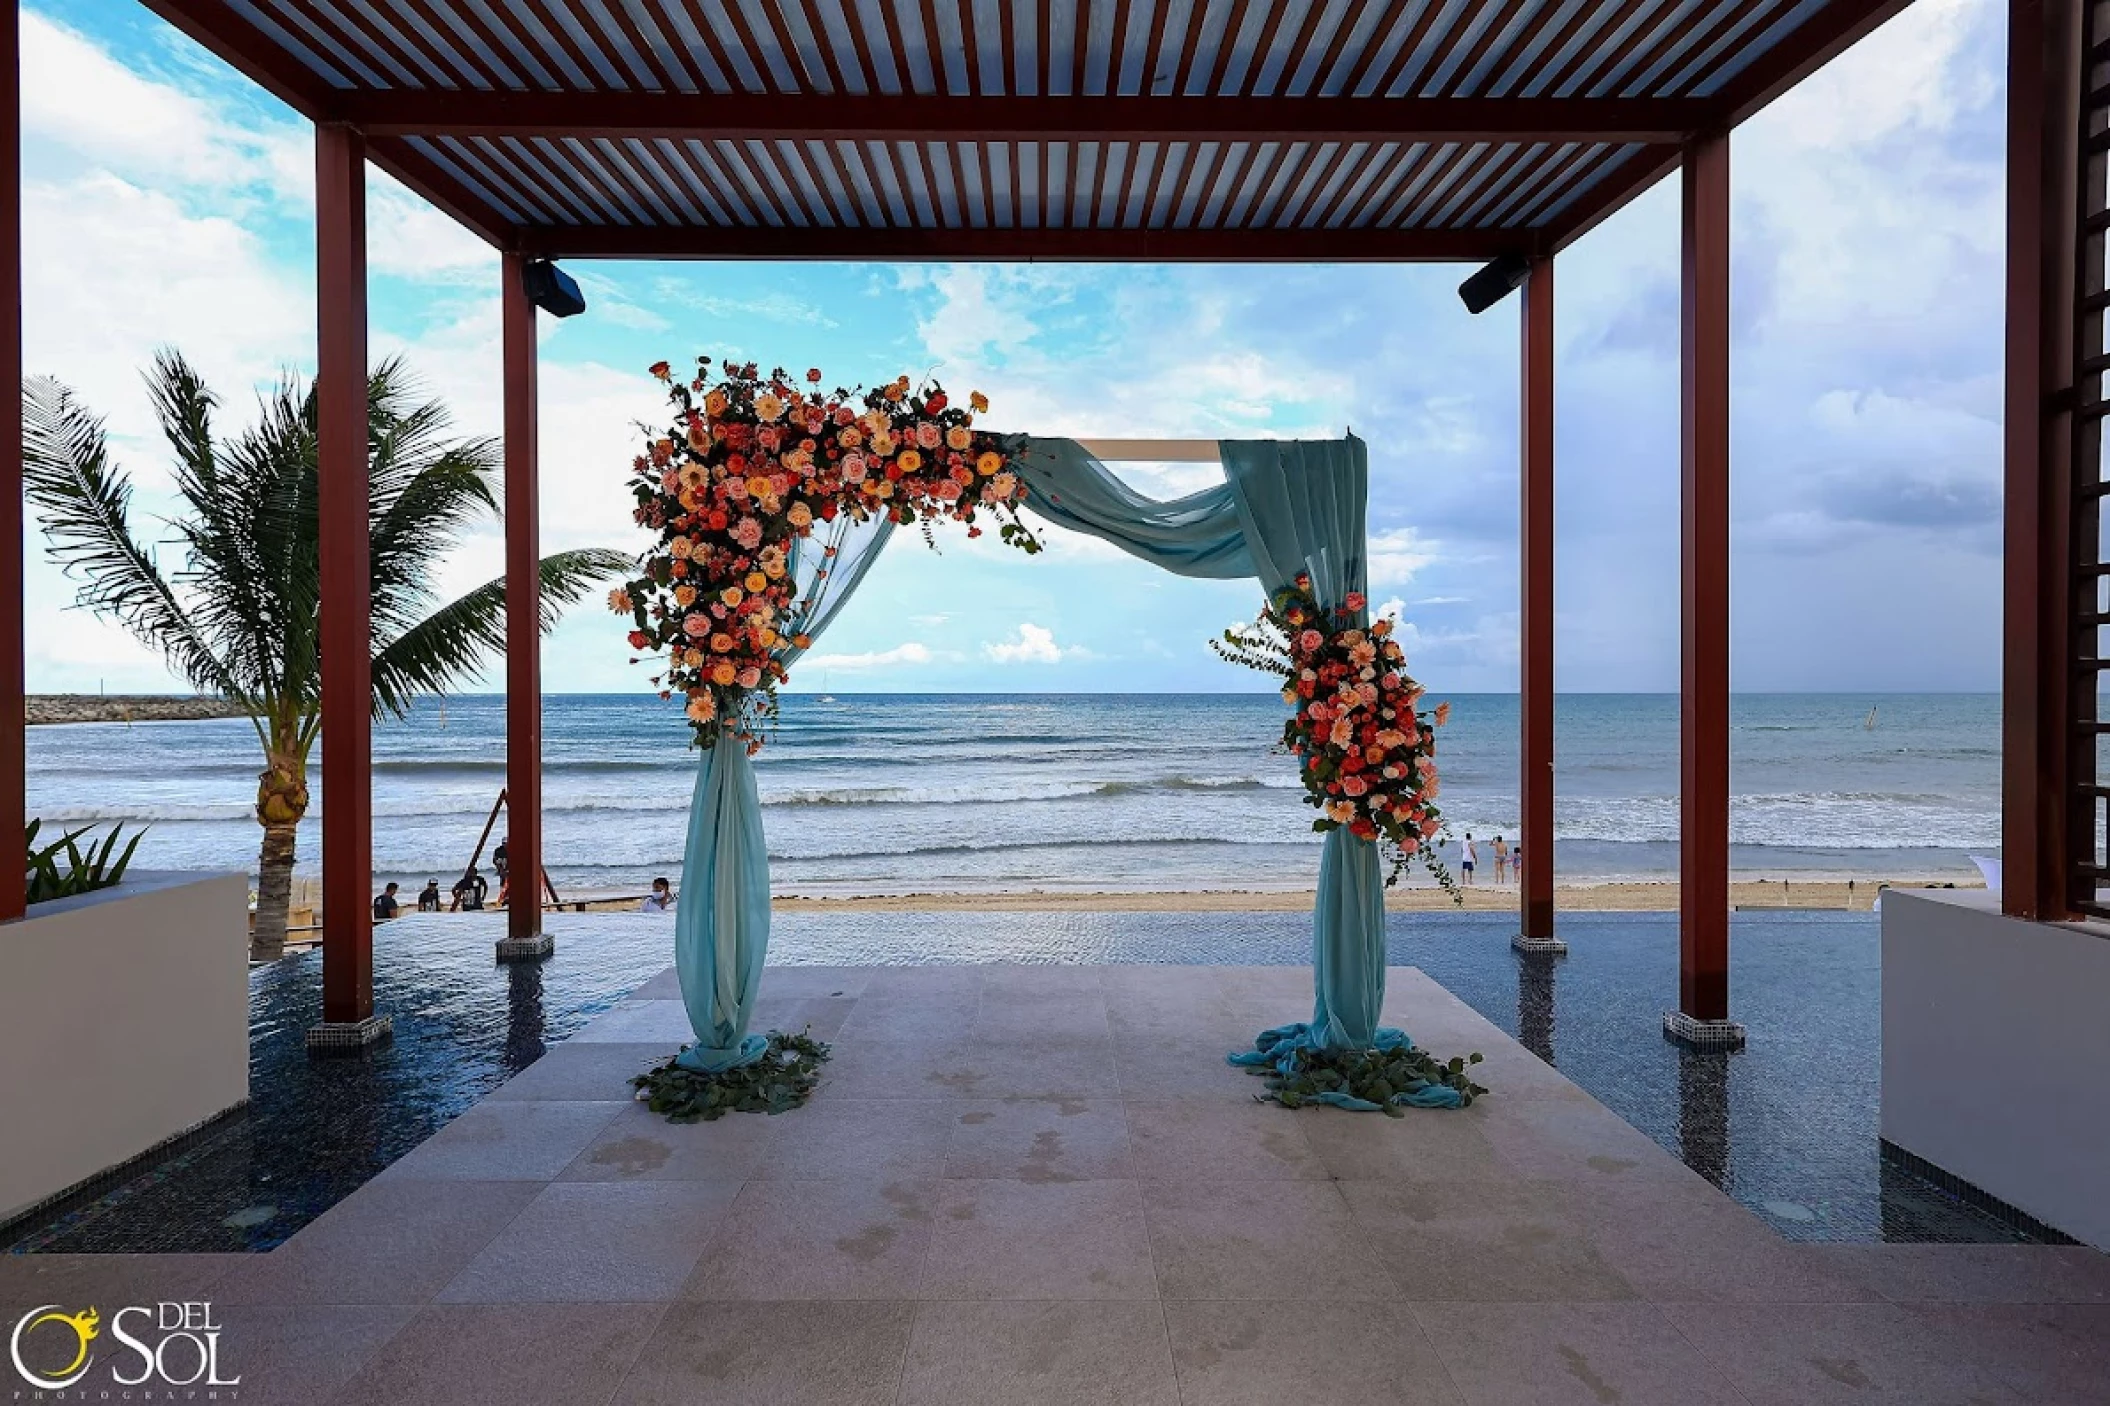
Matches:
[[5, 963, 2107, 1404]]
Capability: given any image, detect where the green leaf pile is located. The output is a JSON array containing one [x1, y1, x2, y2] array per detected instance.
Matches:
[[1244, 1043, 1488, 1116], [630, 1029, 831, 1123]]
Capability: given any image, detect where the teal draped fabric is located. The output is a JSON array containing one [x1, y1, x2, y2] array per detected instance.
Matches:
[[1007, 437, 1457, 1107], [1014, 437, 1255, 578], [1213, 439, 1460, 1106], [673, 732, 771, 1072], [672, 516, 894, 1071]]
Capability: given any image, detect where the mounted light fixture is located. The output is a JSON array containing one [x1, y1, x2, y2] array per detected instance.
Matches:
[[521, 258, 586, 318], [1458, 253, 1533, 315]]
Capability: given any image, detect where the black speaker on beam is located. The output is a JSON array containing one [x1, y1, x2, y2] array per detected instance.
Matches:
[[1458, 253, 1533, 315], [522, 258, 587, 318]]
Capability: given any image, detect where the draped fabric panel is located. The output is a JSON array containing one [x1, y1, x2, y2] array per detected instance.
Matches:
[[671, 516, 894, 1072], [1013, 438, 1255, 579]]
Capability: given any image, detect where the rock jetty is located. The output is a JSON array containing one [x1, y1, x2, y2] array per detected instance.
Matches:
[[27, 694, 245, 725]]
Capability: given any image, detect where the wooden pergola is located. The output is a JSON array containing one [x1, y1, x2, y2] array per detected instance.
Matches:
[[3, 0, 2083, 1046]]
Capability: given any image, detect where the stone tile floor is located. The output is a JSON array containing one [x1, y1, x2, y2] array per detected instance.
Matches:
[[4, 963, 2106, 1405]]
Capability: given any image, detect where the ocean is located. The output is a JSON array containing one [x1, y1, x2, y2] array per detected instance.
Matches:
[[27, 692, 1996, 896]]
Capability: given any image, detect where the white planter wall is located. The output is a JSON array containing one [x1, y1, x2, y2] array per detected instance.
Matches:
[[1881, 887, 2110, 1249], [0, 872, 249, 1224]]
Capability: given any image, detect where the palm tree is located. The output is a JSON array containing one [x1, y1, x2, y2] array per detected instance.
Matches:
[[22, 351, 630, 960]]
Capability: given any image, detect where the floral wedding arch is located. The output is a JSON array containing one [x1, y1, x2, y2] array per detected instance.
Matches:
[[612, 359, 1481, 1117]]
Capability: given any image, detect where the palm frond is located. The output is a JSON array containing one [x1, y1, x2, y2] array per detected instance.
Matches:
[[20, 376, 243, 701], [367, 445, 502, 641], [149, 351, 285, 700], [369, 548, 632, 718]]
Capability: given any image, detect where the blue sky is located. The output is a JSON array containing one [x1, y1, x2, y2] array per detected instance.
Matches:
[[21, 0, 2005, 696]]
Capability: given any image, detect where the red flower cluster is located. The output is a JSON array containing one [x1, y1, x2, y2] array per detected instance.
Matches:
[[1217, 575, 1454, 888], [614, 358, 1038, 746]]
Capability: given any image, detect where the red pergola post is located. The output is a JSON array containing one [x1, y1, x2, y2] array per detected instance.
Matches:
[[310, 123, 387, 1048], [498, 252, 548, 958], [1670, 129, 1741, 1046], [1516, 256, 1559, 952], [0, 1, 22, 926], [2002, 0, 2084, 921]]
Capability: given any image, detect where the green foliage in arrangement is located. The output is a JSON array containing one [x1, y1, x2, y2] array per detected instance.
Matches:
[[26, 818, 145, 905], [1243, 1043, 1489, 1116], [630, 1029, 831, 1122]]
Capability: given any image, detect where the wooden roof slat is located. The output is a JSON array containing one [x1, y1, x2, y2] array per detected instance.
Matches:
[[1316, 138, 1398, 226], [1437, 140, 1533, 225], [792, 0, 854, 93], [648, 137, 739, 223], [626, 0, 715, 92], [1343, 140, 1431, 226], [1488, 0, 1599, 96], [526, 223, 1533, 258], [341, 91, 1712, 142], [1332, 0, 1411, 97], [456, 135, 575, 221], [1439, 0, 1561, 98], [957, 0, 984, 94], [832, 0, 884, 93], [138, 0, 1913, 262], [1257, 0, 1325, 97], [514, 0, 622, 88], [1484, 138, 1591, 225], [376, 134, 522, 238], [248, 1, 390, 87], [1593, 0, 1721, 98], [586, 0, 683, 91], [307, 2, 447, 87], [457, 0, 565, 89], [389, 0, 507, 88], [716, 138, 794, 225], [1283, 136, 1355, 226], [1171, 138, 1219, 226], [1556, 0, 1677, 98], [1661, 0, 1799, 96]]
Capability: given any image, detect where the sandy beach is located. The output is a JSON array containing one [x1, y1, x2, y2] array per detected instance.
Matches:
[[323, 876, 1976, 922]]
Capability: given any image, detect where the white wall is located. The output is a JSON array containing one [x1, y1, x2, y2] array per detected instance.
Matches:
[[1882, 888, 2110, 1249], [0, 872, 249, 1224]]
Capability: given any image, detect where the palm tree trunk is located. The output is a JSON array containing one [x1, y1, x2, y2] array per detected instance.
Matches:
[[251, 750, 309, 962], [252, 822, 300, 961]]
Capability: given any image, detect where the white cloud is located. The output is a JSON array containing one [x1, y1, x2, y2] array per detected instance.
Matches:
[[801, 642, 934, 670], [21, 10, 302, 193], [1367, 528, 1439, 587], [982, 622, 1069, 664], [1374, 597, 1405, 623]]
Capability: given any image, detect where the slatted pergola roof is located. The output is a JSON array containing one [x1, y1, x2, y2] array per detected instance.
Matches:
[[144, 0, 1907, 260]]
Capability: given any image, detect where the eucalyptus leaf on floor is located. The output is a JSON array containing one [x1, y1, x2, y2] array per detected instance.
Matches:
[[1243, 1042, 1488, 1116], [631, 1029, 831, 1123]]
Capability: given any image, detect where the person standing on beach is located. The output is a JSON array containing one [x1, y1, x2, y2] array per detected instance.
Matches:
[[417, 879, 442, 912], [641, 877, 676, 913], [1461, 833, 1477, 885], [371, 882, 400, 921], [451, 867, 488, 912], [492, 836, 509, 885], [1492, 835, 1510, 884]]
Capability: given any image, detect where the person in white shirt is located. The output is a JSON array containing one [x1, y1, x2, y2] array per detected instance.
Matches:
[[640, 876, 676, 913], [1461, 833, 1477, 885]]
